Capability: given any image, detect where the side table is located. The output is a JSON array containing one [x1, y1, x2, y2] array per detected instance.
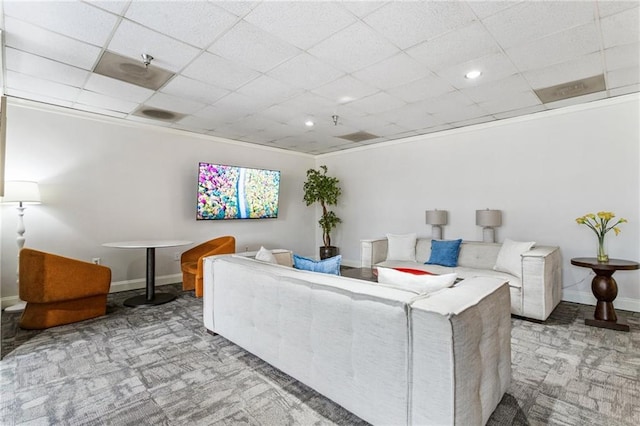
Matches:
[[570, 257, 639, 332], [103, 240, 192, 307]]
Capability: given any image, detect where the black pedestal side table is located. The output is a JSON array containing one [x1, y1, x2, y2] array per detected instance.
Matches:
[[103, 240, 192, 307], [570, 257, 639, 332]]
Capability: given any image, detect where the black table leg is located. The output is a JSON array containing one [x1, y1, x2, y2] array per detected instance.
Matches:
[[124, 247, 177, 307]]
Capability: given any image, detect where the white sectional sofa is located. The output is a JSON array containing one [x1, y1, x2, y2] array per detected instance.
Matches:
[[203, 254, 511, 425], [361, 237, 563, 321]]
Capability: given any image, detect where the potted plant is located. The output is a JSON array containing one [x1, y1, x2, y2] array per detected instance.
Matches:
[[303, 165, 342, 259]]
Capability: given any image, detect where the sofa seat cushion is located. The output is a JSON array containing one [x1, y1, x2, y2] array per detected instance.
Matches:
[[376, 261, 522, 289]]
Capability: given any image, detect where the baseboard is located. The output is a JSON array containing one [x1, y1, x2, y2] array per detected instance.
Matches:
[[109, 273, 183, 293], [562, 289, 640, 313], [1, 274, 184, 309]]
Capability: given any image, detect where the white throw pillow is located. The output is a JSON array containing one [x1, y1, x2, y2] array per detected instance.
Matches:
[[376, 267, 457, 294], [255, 246, 278, 264], [386, 233, 417, 261], [494, 238, 536, 278]]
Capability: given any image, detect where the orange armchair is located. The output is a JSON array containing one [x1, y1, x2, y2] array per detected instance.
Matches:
[[19, 248, 112, 329], [181, 236, 235, 297]]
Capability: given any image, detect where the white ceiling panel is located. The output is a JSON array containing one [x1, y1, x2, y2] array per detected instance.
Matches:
[[244, 1, 356, 50], [108, 19, 201, 72], [1, 1, 637, 155], [4, 48, 89, 87], [4, 16, 102, 69], [3, 0, 118, 46], [160, 76, 229, 104], [125, 1, 239, 49], [267, 53, 345, 91], [351, 53, 431, 91], [181, 52, 260, 90], [308, 21, 400, 73], [407, 21, 501, 72], [363, 1, 476, 49], [207, 21, 300, 73], [483, 1, 596, 49]]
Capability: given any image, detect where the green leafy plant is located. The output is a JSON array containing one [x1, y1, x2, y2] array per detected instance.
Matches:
[[303, 165, 342, 247]]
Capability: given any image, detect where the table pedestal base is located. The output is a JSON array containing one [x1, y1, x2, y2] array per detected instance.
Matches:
[[124, 292, 176, 307], [585, 316, 629, 332]]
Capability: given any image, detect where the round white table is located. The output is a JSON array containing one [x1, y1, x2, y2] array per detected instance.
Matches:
[[103, 240, 192, 307]]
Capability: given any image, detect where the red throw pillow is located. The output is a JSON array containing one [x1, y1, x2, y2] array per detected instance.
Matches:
[[393, 267, 434, 275]]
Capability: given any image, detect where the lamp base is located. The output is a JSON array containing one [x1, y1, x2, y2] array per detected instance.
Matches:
[[431, 226, 442, 240], [482, 227, 495, 243]]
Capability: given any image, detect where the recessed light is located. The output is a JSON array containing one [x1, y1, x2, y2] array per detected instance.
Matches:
[[465, 70, 482, 79], [305, 120, 314, 127]]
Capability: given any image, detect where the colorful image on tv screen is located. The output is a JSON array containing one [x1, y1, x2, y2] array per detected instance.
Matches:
[[197, 163, 280, 220]]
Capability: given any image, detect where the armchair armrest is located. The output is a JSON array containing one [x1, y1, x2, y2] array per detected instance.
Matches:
[[520, 246, 563, 320], [360, 238, 388, 268]]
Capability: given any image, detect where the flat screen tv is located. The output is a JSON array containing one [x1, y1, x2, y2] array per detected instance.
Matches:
[[197, 162, 281, 220]]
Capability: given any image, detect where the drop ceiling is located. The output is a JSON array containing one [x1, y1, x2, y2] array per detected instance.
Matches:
[[1, 0, 638, 155]]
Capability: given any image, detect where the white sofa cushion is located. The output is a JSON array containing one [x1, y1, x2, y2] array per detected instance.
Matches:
[[386, 233, 417, 261], [494, 238, 536, 278], [255, 246, 278, 263], [377, 267, 457, 294]]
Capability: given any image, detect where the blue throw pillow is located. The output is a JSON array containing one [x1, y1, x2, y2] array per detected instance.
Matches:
[[293, 254, 341, 275], [425, 239, 463, 267]]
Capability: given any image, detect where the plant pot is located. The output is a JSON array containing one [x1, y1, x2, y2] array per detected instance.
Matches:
[[319, 246, 338, 260]]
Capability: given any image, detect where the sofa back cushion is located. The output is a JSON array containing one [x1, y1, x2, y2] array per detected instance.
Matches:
[[414, 239, 502, 269]]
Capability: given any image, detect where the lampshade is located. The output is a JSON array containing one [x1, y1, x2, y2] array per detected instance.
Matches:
[[476, 209, 502, 227], [1, 181, 41, 204], [425, 209, 448, 225]]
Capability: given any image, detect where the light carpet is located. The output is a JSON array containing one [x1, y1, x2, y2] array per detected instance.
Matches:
[[1, 284, 639, 425]]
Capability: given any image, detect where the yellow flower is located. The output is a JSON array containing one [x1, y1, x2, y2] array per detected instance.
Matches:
[[586, 213, 596, 219], [576, 211, 626, 239], [614, 227, 621, 235]]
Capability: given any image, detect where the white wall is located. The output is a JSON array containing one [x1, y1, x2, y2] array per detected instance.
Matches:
[[320, 94, 640, 311], [1, 100, 316, 304]]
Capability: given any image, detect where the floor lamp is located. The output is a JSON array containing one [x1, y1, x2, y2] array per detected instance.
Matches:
[[2, 180, 41, 312]]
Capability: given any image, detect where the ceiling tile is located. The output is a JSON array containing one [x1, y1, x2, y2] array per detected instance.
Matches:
[[597, 1, 639, 18], [244, 1, 356, 50], [193, 105, 244, 127], [5, 88, 74, 108], [259, 105, 303, 124], [467, 1, 522, 19], [311, 75, 379, 104], [3, 0, 118, 46], [125, 1, 239, 49], [605, 43, 640, 70], [482, 1, 596, 49], [423, 91, 476, 114], [608, 66, 640, 88], [308, 21, 400, 73], [383, 102, 445, 129], [543, 91, 608, 110], [523, 53, 603, 89], [70, 103, 128, 119], [461, 74, 534, 103], [340, 1, 387, 18], [387, 75, 456, 104], [84, 73, 154, 103], [4, 17, 102, 69], [346, 91, 406, 115], [506, 23, 601, 72], [609, 84, 640, 97], [174, 115, 216, 132], [75, 90, 139, 113], [406, 21, 501, 72], [214, 1, 260, 17], [108, 19, 202, 72], [267, 53, 345, 90], [4, 48, 89, 87], [351, 53, 431, 90], [207, 21, 300, 73], [5, 71, 82, 102], [493, 104, 547, 120], [432, 104, 491, 124], [160, 76, 229, 104], [181, 52, 260, 90], [144, 92, 207, 115], [211, 92, 272, 117], [363, 1, 476, 49], [235, 75, 302, 105], [478, 91, 542, 115], [88, 1, 130, 15], [600, 7, 640, 48], [436, 52, 519, 89]]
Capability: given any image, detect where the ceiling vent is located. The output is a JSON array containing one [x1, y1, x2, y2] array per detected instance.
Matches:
[[132, 106, 185, 122], [93, 51, 174, 90], [534, 75, 606, 104], [337, 131, 379, 142]]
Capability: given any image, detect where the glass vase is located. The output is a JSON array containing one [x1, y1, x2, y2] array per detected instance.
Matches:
[[597, 237, 608, 262]]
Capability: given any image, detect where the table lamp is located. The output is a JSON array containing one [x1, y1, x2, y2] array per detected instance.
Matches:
[[476, 209, 502, 243], [1, 180, 41, 312], [425, 209, 448, 240]]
